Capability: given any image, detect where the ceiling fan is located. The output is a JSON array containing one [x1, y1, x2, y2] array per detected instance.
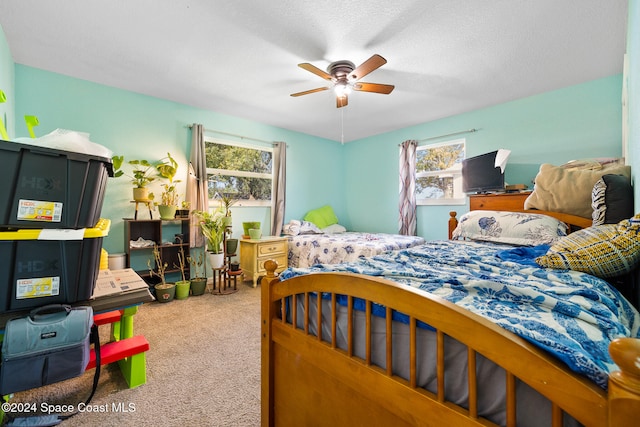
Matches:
[[291, 54, 395, 108]]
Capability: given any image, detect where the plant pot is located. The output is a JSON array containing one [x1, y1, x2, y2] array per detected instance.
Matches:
[[226, 238, 239, 255], [175, 209, 190, 218], [242, 221, 261, 236], [133, 187, 150, 202], [155, 283, 176, 303], [190, 277, 207, 296], [175, 280, 191, 300], [207, 251, 225, 269], [158, 205, 177, 220], [248, 228, 262, 240]]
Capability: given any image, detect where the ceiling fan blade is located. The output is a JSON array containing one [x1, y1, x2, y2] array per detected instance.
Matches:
[[298, 63, 333, 80], [353, 82, 395, 94], [290, 87, 330, 97], [348, 54, 387, 81], [336, 95, 348, 108]]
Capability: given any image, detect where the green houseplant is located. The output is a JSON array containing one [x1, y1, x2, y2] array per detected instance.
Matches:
[[176, 200, 191, 219], [156, 152, 181, 219], [173, 237, 190, 299], [148, 243, 175, 303], [187, 251, 207, 296], [193, 210, 226, 269], [112, 156, 157, 201], [219, 194, 236, 227]]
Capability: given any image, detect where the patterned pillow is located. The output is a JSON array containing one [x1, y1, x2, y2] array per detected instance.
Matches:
[[591, 174, 633, 226], [452, 210, 567, 246], [536, 214, 640, 278]]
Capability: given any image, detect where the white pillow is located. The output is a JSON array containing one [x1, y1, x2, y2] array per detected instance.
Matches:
[[453, 210, 567, 246], [299, 221, 323, 235], [282, 220, 301, 236], [322, 224, 347, 234]]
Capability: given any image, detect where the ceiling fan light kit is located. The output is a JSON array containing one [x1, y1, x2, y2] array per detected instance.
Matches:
[[291, 54, 395, 108]]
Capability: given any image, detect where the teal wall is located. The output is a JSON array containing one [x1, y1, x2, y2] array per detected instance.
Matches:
[[12, 66, 344, 253], [3, 2, 638, 250], [628, 0, 640, 211], [345, 76, 624, 240], [0, 23, 14, 139]]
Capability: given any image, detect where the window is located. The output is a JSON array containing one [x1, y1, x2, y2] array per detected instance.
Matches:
[[415, 139, 465, 205], [204, 137, 273, 207]]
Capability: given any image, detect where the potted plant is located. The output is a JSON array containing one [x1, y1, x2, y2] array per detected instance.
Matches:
[[220, 194, 236, 227], [219, 195, 239, 255], [192, 209, 226, 269], [242, 221, 261, 239], [187, 251, 207, 296], [112, 156, 157, 201], [156, 152, 181, 219], [173, 237, 190, 299], [176, 200, 191, 219], [148, 243, 175, 303], [226, 237, 239, 256]]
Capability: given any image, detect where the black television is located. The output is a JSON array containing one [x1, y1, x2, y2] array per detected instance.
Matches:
[[461, 150, 505, 194]]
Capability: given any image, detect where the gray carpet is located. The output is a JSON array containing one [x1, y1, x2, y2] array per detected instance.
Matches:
[[7, 282, 261, 427]]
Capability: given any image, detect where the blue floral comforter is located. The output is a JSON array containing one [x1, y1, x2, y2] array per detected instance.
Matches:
[[279, 240, 640, 389]]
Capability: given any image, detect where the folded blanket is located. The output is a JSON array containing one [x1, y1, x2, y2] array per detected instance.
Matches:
[[495, 244, 550, 267]]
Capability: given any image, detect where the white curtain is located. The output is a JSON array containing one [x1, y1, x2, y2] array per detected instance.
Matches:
[[270, 141, 286, 236], [399, 140, 417, 235], [186, 124, 208, 248]]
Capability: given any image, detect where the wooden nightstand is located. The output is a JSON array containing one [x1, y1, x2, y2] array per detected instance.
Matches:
[[239, 236, 288, 287], [469, 191, 532, 211]]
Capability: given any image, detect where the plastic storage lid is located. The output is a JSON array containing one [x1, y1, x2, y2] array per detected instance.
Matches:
[[12, 129, 113, 159], [0, 218, 110, 240]]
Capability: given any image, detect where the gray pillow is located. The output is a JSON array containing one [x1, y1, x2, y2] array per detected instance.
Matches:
[[591, 174, 633, 225]]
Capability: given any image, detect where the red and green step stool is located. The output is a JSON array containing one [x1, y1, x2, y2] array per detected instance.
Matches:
[[88, 308, 149, 389]]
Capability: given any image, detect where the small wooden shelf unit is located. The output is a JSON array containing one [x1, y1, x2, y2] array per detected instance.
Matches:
[[124, 218, 191, 283]]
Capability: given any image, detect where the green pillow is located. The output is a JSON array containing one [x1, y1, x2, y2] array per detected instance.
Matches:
[[536, 214, 640, 278], [304, 205, 339, 229]]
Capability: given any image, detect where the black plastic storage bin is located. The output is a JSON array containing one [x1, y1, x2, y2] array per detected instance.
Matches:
[[0, 219, 110, 313], [0, 139, 114, 229]]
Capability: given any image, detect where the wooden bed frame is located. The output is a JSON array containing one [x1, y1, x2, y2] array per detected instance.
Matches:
[[261, 210, 640, 427]]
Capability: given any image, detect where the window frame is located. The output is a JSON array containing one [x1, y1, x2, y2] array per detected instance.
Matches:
[[204, 136, 273, 208], [415, 138, 466, 206]]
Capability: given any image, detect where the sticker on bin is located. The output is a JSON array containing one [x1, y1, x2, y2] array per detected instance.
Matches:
[[16, 277, 61, 299], [17, 199, 63, 222]]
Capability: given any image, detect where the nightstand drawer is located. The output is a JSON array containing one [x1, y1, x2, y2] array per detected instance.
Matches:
[[258, 241, 287, 256], [257, 253, 288, 274]]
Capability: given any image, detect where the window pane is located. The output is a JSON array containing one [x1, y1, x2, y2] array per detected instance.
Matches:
[[414, 140, 465, 205], [204, 139, 273, 204], [206, 143, 272, 174], [416, 143, 464, 173], [208, 174, 271, 201], [416, 176, 454, 199]]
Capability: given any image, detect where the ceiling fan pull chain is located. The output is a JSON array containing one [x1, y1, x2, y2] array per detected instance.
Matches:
[[341, 108, 345, 145]]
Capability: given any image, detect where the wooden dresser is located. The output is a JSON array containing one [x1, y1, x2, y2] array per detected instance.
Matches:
[[239, 236, 288, 287], [469, 191, 532, 211]]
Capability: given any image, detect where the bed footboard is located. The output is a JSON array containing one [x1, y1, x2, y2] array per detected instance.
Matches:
[[261, 261, 640, 427]]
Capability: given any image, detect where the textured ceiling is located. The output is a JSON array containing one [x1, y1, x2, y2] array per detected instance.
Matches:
[[0, 0, 629, 143]]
